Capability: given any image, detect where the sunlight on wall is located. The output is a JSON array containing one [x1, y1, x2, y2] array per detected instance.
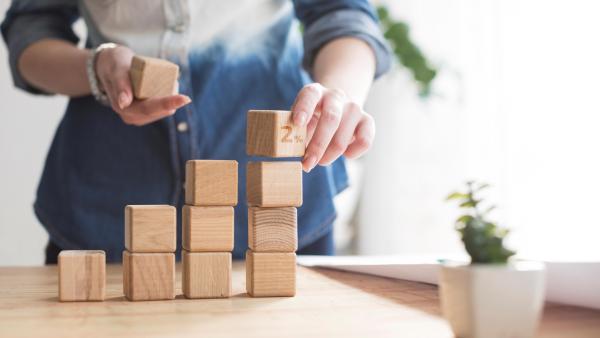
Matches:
[[360, 0, 600, 260]]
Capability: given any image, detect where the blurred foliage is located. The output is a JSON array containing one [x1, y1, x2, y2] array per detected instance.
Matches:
[[446, 181, 516, 264], [377, 6, 437, 97]]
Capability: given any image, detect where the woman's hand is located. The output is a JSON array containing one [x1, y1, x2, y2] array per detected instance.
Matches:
[[291, 83, 375, 172], [95, 45, 191, 126]]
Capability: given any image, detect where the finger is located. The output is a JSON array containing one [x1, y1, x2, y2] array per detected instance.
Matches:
[[121, 95, 191, 126], [291, 83, 323, 126], [305, 111, 319, 144], [113, 72, 133, 110], [343, 114, 375, 159], [119, 105, 175, 126], [302, 89, 344, 172], [100, 76, 121, 113], [319, 102, 363, 165], [128, 95, 190, 115]]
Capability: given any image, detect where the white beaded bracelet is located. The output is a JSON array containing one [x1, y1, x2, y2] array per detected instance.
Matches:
[[86, 43, 117, 106]]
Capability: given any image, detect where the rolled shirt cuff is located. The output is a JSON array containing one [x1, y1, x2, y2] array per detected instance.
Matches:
[[2, 13, 80, 94], [302, 9, 392, 79]]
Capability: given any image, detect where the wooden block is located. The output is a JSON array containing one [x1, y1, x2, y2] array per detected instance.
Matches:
[[246, 250, 296, 297], [124, 205, 176, 253], [248, 207, 297, 252], [185, 160, 238, 206], [122, 251, 175, 301], [247, 161, 302, 207], [182, 251, 232, 299], [58, 250, 105, 302], [182, 206, 234, 251], [129, 55, 179, 99], [246, 110, 306, 157]]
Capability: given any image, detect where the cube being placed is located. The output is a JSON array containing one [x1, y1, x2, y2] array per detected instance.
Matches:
[[183, 205, 234, 251], [246, 250, 296, 297], [247, 161, 302, 207], [129, 55, 179, 99], [125, 205, 176, 253], [182, 251, 232, 299], [123, 251, 175, 301], [58, 250, 105, 302], [248, 207, 297, 252], [185, 160, 238, 206], [246, 110, 306, 157]]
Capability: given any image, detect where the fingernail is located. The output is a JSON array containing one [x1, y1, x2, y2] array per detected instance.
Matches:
[[303, 155, 317, 173], [118, 92, 128, 109], [295, 111, 307, 126], [182, 96, 192, 104]]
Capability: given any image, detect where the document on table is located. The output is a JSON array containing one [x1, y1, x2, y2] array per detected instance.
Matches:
[[297, 255, 600, 310]]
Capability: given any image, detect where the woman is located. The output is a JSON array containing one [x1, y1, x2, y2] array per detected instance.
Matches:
[[1, 0, 391, 263]]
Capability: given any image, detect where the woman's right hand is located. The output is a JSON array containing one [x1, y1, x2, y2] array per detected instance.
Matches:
[[95, 45, 191, 126]]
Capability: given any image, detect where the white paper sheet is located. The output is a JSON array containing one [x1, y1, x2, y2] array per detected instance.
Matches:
[[297, 255, 600, 310]]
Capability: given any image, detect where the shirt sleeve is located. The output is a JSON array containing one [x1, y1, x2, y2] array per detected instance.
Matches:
[[1, 0, 80, 95], [293, 0, 392, 79]]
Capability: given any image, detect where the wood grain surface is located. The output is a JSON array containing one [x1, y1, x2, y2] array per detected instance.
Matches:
[[58, 250, 105, 302], [246, 110, 306, 157], [185, 160, 238, 206], [182, 251, 231, 299], [182, 206, 234, 252], [125, 205, 176, 253], [130, 55, 179, 99], [246, 161, 302, 207], [123, 251, 175, 301], [248, 207, 297, 252], [1, 263, 599, 338], [246, 251, 296, 297]]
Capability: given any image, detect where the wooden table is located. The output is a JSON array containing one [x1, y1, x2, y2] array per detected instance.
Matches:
[[1, 262, 599, 337]]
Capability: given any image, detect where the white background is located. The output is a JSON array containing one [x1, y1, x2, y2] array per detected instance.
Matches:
[[2, 0, 600, 265], [359, 0, 600, 260]]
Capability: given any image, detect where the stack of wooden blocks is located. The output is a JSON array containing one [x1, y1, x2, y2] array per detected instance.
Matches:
[[182, 160, 238, 298], [245, 110, 306, 297], [123, 205, 176, 301]]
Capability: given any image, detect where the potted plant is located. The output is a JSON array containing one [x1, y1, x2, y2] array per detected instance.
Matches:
[[440, 181, 546, 338]]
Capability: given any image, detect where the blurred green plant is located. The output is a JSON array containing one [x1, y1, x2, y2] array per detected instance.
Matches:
[[377, 6, 437, 97], [446, 181, 516, 264]]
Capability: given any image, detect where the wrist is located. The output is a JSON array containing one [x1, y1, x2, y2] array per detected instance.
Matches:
[[87, 43, 117, 105]]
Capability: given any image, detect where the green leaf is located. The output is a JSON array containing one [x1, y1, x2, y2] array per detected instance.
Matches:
[[446, 192, 468, 201], [455, 215, 473, 224], [459, 200, 477, 208], [377, 5, 437, 98]]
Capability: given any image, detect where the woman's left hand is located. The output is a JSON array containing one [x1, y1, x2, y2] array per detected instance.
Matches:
[[291, 83, 376, 172]]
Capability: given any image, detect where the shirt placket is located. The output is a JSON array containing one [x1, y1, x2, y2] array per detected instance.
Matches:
[[161, 0, 194, 205]]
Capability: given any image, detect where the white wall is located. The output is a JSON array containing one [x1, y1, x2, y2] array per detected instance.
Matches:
[[0, 0, 73, 265], [359, 0, 600, 260]]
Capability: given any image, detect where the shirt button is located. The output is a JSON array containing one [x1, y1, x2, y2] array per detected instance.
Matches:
[[172, 23, 186, 33], [177, 122, 188, 133]]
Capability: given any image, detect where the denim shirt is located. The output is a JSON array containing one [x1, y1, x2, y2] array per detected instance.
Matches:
[[2, 0, 391, 262]]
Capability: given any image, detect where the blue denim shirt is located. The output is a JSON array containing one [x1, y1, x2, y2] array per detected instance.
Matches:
[[2, 0, 391, 262]]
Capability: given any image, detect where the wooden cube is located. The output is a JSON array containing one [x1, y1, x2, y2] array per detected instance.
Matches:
[[129, 55, 179, 99], [248, 207, 297, 252], [182, 206, 234, 251], [123, 251, 175, 301], [125, 205, 176, 253], [182, 251, 232, 299], [58, 250, 106, 302], [246, 110, 306, 157], [185, 160, 238, 206], [246, 250, 296, 297], [247, 161, 302, 207]]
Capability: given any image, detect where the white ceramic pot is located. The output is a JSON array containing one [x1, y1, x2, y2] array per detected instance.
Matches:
[[439, 261, 546, 338]]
